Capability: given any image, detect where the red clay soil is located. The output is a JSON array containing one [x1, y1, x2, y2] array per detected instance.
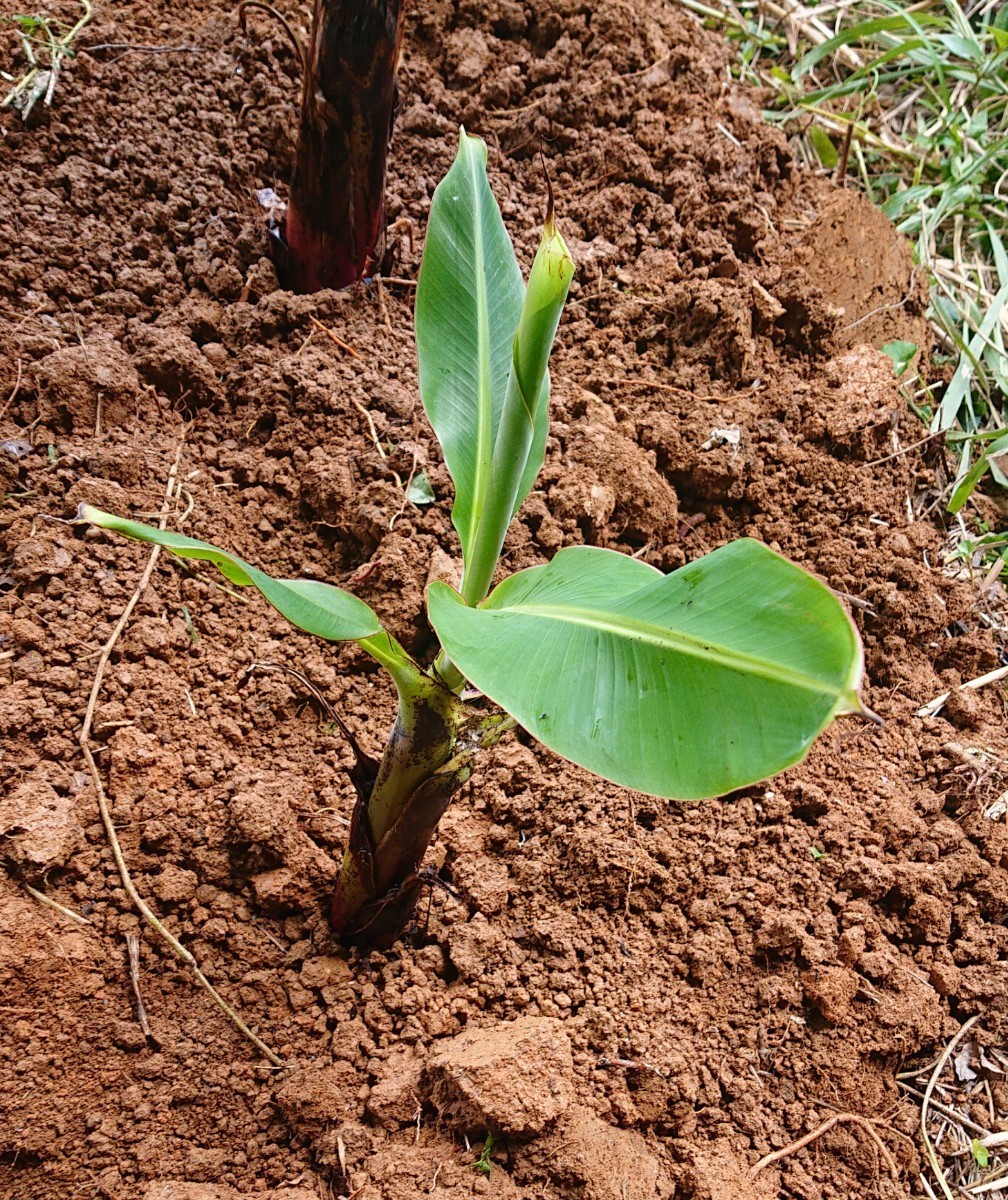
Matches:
[[2, 0, 1007, 1198]]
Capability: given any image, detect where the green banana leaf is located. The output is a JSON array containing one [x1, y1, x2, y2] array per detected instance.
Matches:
[[79, 504, 382, 643], [415, 130, 549, 580], [428, 541, 866, 800]]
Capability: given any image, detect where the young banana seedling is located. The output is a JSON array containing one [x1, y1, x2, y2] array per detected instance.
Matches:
[[78, 131, 871, 947]]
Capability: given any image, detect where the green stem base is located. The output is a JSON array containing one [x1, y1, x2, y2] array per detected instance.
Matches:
[[331, 690, 513, 948]]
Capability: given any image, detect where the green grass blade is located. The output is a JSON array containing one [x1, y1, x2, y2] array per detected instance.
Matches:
[[429, 542, 865, 800], [988, 221, 1008, 284], [933, 283, 1008, 431], [793, 13, 943, 77], [948, 431, 1008, 513]]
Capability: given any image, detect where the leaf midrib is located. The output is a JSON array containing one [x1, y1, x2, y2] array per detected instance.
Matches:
[[487, 601, 855, 699], [466, 145, 493, 559]]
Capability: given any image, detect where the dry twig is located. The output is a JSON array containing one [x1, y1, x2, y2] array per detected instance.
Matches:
[[78, 444, 284, 1067]]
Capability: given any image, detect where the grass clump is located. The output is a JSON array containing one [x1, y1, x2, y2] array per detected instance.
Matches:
[[1, 0, 92, 119], [676, 0, 1008, 514]]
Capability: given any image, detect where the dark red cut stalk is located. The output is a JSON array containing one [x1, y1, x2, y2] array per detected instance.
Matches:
[[279, 0, 406, 293]]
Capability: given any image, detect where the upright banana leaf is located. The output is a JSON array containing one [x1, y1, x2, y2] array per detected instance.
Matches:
[[415, 131, 549, 595], [428, 541, 866, 800]]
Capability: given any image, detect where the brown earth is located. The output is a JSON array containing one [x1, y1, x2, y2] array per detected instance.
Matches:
[[2, 0, 1007, 1197]]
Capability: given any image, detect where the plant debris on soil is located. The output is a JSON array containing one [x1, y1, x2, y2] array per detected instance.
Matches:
[[2, 0, 1007, 1198]]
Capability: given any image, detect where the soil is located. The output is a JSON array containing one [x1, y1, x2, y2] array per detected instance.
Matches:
[[2, 0, 1007, 1197]]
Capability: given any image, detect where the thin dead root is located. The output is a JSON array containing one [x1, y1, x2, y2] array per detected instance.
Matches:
[[0, 358, 24, 422], [349, 395, 391, 468], [750, 1111, 901, 1181], [389, 446, 420, 530], [24, 883, 92, 926], [79, 439, 284, 1067], [309, 314, 363, 360], [841, 268, 919, 333], [235, 0, 306, 76], [246, 659, 370, 767]]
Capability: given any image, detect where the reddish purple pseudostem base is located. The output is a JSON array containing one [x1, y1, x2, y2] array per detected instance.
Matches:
[[279, 0, 405, 293]]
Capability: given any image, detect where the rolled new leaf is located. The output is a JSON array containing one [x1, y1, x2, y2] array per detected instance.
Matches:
[[428, 541, 867, 800], [77, 505, 414, 679], [416, 130, 573, 609], [462, 199, 575, 605]]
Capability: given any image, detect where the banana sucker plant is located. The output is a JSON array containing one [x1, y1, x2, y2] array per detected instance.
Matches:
[[77, 131, 872, 947], [278, 0, 405, 292]]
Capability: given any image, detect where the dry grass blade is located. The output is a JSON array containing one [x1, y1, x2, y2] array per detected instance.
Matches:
[[79, 443, 284, 1067]]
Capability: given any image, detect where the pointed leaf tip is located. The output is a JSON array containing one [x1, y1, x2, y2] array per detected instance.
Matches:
[[79, 504, 384, 644]]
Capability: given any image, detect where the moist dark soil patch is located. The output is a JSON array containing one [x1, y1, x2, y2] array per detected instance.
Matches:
[[2, 1, 1007, 1198]]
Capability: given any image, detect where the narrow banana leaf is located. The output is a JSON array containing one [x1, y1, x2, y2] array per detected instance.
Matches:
[[79, 504, 382, 643], [460, 202, 574, 605], [415, 131, 548, 581], [428, 541, 866, 800]]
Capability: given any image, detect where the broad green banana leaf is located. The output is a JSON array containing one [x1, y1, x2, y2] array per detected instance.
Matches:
[[428, 541, 866, 800]]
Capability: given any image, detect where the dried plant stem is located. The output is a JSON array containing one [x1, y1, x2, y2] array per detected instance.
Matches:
[[24, 883, 91, 926], [79, 445, 284, 1067], [916, 666, 1008, 718], [751, 1111, 900, 1181], [920, 1015, 982, 1200], [126, 932, 152, 1038]]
